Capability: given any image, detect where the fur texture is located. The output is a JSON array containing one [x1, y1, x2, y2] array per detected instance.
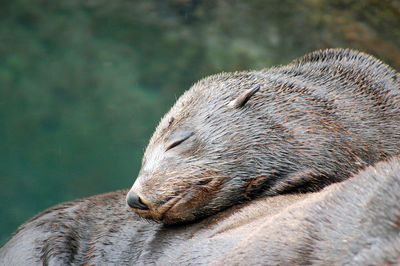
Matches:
[[2, 49, 400, 265], [1, 157, 399, 265], [128, 49, 400, 224]]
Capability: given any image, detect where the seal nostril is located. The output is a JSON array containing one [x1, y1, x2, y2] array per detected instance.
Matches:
[[127, 191, 149, 210]]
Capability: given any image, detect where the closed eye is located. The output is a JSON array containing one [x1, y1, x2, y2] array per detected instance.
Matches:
[[165, 131, 194, 151]]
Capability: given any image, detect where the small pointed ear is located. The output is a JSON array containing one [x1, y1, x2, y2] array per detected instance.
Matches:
[[228, 85, 261, 109]]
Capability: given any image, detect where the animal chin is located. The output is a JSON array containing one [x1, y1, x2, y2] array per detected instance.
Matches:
[[160, 182, 223, 224], [132, 192, 191, 223], [160, 192, 198, 224], [132, 208, 154, 220], [134, 181, 219, 224]]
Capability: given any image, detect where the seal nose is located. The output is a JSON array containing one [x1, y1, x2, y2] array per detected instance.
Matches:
[[126, 191, 150, 210]]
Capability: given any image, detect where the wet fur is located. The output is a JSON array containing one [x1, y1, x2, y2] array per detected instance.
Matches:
[[2, 49, 400, 264], [1, 157, 399, 265], [129, 48, 400, 223]]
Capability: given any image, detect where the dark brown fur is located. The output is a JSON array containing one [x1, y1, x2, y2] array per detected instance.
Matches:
[[128, 49, 400, 224], [1, 157, 400, 265]]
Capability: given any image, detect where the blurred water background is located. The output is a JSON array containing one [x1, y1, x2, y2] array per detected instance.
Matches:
[[1, 0, 399, 246]]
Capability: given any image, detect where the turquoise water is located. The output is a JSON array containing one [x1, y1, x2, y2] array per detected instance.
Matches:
[[1, 0, 399, 246]]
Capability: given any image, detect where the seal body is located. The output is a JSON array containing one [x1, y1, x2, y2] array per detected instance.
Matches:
[[1, 157, 400, 265], [2, 49, 400, 265], [127, 49, 400, 224]]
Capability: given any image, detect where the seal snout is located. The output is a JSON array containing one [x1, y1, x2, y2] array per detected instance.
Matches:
[[126, 191, 150, 210]]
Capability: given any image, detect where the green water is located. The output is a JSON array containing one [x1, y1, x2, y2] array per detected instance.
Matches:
[[1, 0, 399, 246]]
